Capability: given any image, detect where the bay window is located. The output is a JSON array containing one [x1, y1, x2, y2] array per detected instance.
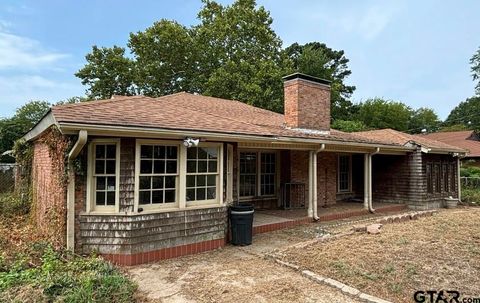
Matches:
[[239, 151, 277, 198]]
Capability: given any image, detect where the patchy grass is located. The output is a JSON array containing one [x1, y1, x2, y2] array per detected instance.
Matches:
[[462, 188, 480, 205], [0, 216, 137, 303], [280, 209, 480, 302]]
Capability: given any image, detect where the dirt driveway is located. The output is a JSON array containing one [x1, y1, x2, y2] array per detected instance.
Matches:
[[127, 223, 362, 303]]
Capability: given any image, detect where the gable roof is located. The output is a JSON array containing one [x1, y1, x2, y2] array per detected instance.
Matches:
[[24, 92, 466, 154], [355, 129, 465, 153], [422, 131, 480, 157]]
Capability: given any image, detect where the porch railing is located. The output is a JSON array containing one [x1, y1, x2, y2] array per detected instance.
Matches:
[[281, 182, 306, 209]]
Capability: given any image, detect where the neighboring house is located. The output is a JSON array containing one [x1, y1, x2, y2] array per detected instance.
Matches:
[[422, 131, 480, 166], [23, 73, 465, 265]]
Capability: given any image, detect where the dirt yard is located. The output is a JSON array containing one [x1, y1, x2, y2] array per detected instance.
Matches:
[[128, 225, 361, 303], [279, 208, 480, 302]]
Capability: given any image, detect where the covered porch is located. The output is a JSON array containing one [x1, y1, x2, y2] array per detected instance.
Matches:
[[235, 141, 413, 234]]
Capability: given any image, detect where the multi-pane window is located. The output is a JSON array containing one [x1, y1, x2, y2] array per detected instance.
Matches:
[[261, 153, 276, 195], [449, 163, 456, 192], [239, 152, 257, 197], [435, 164, 441, 193], [186, 147, 219, 202], [93, 143, 117, 207], [338, 155, 351, 192], [426, 163, 433, 193], [427, 162, 456, 194], [138, 145, 178, 205], [443, 164, 449, 192], [239, 151, 277, 197]]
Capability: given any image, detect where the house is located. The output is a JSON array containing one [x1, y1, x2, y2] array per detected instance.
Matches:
[[23, 73, 465, 265], [422, 130, 480, 166]]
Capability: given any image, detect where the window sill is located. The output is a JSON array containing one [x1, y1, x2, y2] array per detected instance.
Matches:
[[80, 204, 226, 217]]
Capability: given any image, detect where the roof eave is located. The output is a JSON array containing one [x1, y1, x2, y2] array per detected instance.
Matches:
[[22, 111, 58, 141], [57, 122, 414, 151]]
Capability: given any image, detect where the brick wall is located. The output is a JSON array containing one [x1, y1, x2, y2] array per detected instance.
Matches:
[[288, 150, 337, 207], [316, 152, 337, 206], [31, 132, 67, 246], [284, 78, 331, 131]]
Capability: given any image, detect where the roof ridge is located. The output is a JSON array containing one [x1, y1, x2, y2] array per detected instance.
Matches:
[[52, 95, 148, 109], [174, 92, 283, 117]]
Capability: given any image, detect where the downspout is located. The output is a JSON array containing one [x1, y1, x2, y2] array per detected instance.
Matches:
[[66, 130, 88, 251], [367, 147, 380, 213], [312, 144, 326, 221], [308, 151, 313, 218]]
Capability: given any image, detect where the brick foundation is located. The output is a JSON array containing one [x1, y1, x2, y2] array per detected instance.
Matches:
[[103, 238, 226, 266]]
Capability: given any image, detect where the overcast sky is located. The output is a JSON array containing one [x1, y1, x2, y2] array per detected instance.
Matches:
[[0, 0, 478, 119]]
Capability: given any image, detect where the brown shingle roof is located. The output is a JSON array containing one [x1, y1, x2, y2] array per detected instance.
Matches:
[[422, 131, 480, 157], [49, 92, 463, 152], [355, 129, 466, 152], [51, 92, 394, 146]]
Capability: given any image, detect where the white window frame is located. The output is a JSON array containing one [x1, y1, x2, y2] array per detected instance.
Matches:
[[86, 138, 121, 213], [337, 154, 352, 193], [134, 139, 224, 213], [238, 149, 279, 200], [134, 139, 181, 211], [185, 143, 223, 207]]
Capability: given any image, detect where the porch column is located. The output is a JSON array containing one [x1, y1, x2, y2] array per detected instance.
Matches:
[[363, 153, 372, 210], [457, 157, 461, 201], [308, 151, 314, 217]]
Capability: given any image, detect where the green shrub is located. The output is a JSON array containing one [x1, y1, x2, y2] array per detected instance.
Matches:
[[0, 243, 136, 303], [462, 188, 480, 205], [460, 166, 480, 178], [0, 193, 30, 218]]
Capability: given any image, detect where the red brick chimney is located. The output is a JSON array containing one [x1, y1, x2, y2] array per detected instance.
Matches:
[[283, 73, 331, 132]]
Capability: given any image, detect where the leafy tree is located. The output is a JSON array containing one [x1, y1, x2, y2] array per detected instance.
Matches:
[[471, 47, 480, 95], [0, 101, 51, 162], [129, 20, 199, 96], [331, 120, 367, 132], [75, 46, 136, 99], [437, 124, 469, 132], [195, 0, 290, 112], [75, 0, 291, 112], [355, 98, 412, 131], [284, 42, 356, 120], [444, 96, 480, 130], [408, 107, 441, 134], [55, 96, 91, 105]]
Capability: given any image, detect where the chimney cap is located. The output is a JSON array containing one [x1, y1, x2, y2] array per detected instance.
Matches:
[[282, 72, 331, 85]]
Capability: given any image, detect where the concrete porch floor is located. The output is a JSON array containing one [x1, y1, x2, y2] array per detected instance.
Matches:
[[253, 202, 407, 234]]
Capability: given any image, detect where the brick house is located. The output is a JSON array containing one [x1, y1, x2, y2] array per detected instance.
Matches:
[[23, 73, 465, 265]]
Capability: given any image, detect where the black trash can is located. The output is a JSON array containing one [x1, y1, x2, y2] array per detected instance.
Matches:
[[229, 203, 254, 246]]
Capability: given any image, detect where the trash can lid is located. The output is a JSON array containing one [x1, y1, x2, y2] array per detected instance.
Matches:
[[230, 203, 254, 212]]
